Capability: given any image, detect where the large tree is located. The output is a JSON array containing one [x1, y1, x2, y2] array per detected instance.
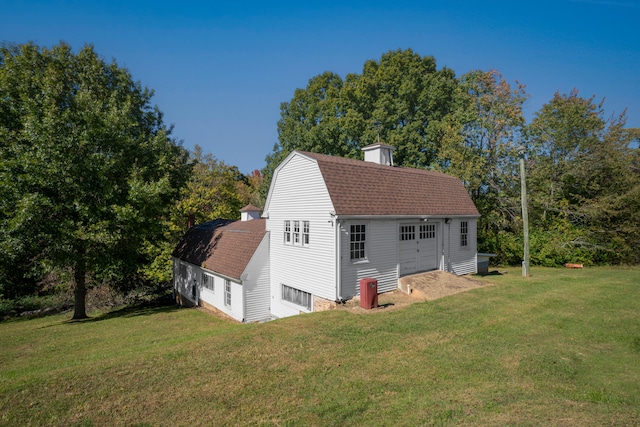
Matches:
[[263, 48, 461, 195], [173, 145, 249, 227], [438, 70, 528, 259], [524, 90, 640, 264], [0, 42, 190, 318]]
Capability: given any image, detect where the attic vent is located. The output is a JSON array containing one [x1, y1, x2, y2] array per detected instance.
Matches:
[[361, 143, 395, 166]]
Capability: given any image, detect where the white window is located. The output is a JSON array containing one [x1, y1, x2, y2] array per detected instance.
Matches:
[[224, 279, 231, 306], [284, 220, 291, 244], [179, 263, 187, 279], [282, 284, 312, 310], [286, 219, 310, 247], [293, 220, 300, 244], [350, 224, 366, 261], [420, 224, 435, 239], [302, 221, 310, 246], [202, 272, 214, 291], [460, 221, 468, 247], [400, 225, 415, 241]]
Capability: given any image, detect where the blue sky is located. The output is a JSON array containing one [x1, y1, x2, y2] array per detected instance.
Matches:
[[3, 0, 639, 173]]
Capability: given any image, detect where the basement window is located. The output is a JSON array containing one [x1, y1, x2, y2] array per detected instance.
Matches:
[[282, 284, 312, 310]]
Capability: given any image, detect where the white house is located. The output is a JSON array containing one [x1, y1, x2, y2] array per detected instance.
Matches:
[[171, 207, 270, 323], [172, 144, 480, 321]]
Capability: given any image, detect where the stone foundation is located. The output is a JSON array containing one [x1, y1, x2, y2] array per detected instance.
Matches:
[[313, 296, 338, 312]]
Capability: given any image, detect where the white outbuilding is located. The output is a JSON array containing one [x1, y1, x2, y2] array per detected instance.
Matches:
[[173, 144, 480, 321]]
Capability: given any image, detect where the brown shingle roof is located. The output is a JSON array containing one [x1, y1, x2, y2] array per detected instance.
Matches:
[[172, 219, 266, 281], [298, 151, 479, 216], [240, 203, 261, 212]]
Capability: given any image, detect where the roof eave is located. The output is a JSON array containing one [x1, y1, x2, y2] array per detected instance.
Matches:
[[334, 213, 481, 220]]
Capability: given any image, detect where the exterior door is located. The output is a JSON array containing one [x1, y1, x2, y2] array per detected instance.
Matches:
[[399, 223, 438, 276]]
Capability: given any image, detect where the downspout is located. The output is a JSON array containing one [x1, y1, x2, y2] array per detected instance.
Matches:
[[447, 219, 452, 272], [241, 272, 246, 323], [335, 216, 342, 303]]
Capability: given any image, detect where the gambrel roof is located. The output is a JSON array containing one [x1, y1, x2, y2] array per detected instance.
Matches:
[[295, 151, 479, 217], [172, 219, 266, 280]]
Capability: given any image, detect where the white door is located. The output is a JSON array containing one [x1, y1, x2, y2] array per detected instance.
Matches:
[[399, 223, 438, 276]]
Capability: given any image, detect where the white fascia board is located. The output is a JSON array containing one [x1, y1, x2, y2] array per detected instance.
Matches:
[[335, 214, 481, 220]]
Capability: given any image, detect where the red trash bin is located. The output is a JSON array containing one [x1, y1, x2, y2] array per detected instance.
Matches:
[[359, 278, 378, 309]]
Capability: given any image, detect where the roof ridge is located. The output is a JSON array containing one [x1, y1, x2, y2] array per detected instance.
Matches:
[[297, 150, 456, 180]]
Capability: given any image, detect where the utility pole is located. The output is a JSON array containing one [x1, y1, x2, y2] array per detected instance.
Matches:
[[520, 150, 530, 277]]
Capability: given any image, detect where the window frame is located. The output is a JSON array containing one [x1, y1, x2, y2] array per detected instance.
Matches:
[[224, 279, 231, 306], [202, 272, 215, 291], [420, 224, 436, 239], [281, 284, 312, 310], [293, 220, 300, 245], [460, 221, 468, 247], [284, 220, 291, 244], [302, 220, 310, 247], [400, 225, 416, 241], [350, 223, 367, 262]]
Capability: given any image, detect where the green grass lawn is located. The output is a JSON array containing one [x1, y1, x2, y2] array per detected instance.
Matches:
[[1, 267, 639, 426]]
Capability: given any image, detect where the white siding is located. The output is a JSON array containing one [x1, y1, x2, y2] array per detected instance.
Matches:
[[445, 218, 478, 275], [265, 153, 337, 319], [173, 258, 199, 304], [339, 220, 399, 298], [199, 273, 244, 322], [243, 234, 271, 323], [173, 258, 246, 322]]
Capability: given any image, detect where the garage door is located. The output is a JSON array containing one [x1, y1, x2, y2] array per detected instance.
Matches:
[[399, 223, 438, 276]]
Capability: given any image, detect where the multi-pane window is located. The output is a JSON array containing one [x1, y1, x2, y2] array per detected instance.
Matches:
[[282, 284, 312, 310], [293, 221, 300, 244], [202, 273, 214, 291], [284, 220, 291, 244], [460, 221, 468, 247], [224, 279, 231, 306], [420, 224, 436, 239], [302, 221, 310, 246], [400, 225, 416, 241], [350, 224, 366, 260], [285, 220, 310, 246]]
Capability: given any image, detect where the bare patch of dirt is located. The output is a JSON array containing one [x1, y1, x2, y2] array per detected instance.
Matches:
[[340, 270, 490, 314]]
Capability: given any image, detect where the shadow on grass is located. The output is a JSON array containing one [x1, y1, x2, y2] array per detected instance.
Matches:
[[66, 297, 183, 324], [476, 270, 505, 277]]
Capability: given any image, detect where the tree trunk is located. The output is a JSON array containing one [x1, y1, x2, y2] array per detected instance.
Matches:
[[72, 260, 88, 320]]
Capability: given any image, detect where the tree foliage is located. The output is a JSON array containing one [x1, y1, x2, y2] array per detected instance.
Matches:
[[0, 42, 190, 318], [263, 49, 460, 194], [174, 145, 247, 227], [266, 50, 639, 266], [439, 70, 528, 254], [524, 90, 640, 264]]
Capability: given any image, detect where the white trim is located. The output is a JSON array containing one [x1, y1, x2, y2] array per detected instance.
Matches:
[[336, 214, 481, 220]]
